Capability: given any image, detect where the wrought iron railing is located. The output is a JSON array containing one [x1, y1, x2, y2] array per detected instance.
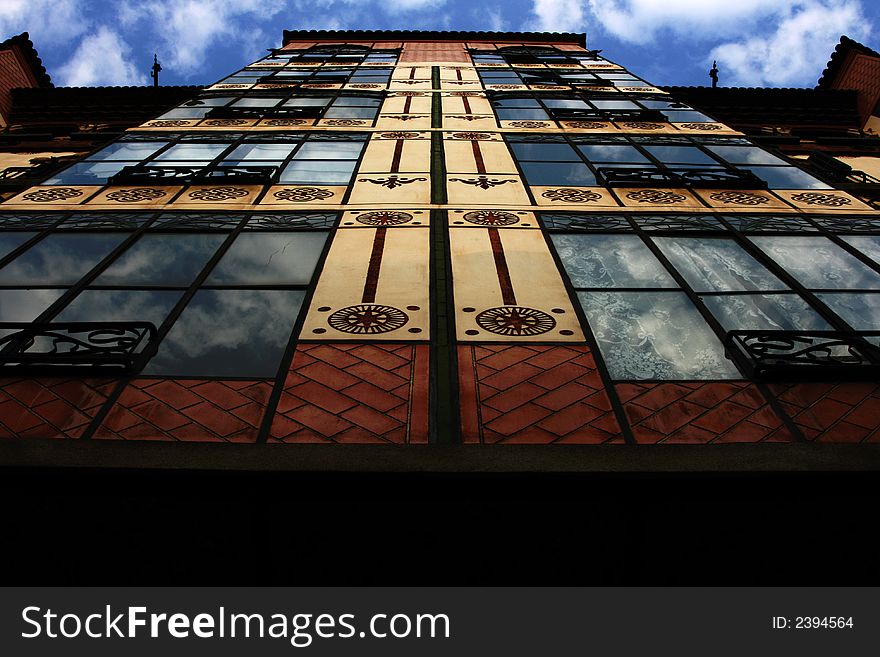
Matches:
[[596, 166, 767, 189], [725, 330, 880, 379], [0, 322, 158, 373], [109, 164, 277, 185]]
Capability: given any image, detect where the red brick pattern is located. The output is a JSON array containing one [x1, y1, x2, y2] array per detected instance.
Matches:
[[95, 379, 272, 442], [766, 382, 880, 443], [270, 343, 429, 444], [0, 377, 116, 439], [458, 345, 622, 444], [836, 53, 880, 124], [615, 382, 795, 444]]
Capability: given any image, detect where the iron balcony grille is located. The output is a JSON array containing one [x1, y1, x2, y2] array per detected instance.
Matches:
[[0, 322, 158, 374], [596, 166, 767, 189], [725, 330, 880, 379], [109, 164, 278, 185], [206, 106, 323, 120]]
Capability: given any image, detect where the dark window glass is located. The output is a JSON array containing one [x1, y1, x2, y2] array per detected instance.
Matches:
[[144, 289, 306, 377], [0, 234, 127, 285], [205, 232, 327, 285], [510, 142, 579, 161], [520, 161, 595, 186], [816, 293, 880, 330], [841, 236, 880, 265], [0, 233, 36, 261], [642, 145, 717, 165], [94, 234, 226, 286], [740, 166, 829, 189], [702, 294, 831, 332], [0, 289, 65, 322], [56, 289, 184, 331], [577, 144, 649, 163]]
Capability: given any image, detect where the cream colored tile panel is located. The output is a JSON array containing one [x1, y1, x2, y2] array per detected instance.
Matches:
[[387, 81, 433, 91], [381, 95, 432, 114], [531, 186, 622, 208], [443, 140, 517, 175], [359, 137, 432, 173], [3, 185, 101, 207], [315, 118, 374, 128], [440, 95, 492, 114], [259, 185, 347, 206], [443, 116, 497, 130], [302, 227, 430, 341], [498, 120, 556, 131], [340, 209, 431, 227], [200, 118, 259, 129], [613, 187, 705, 210], [170, 184, 262, 209], [774, 189, 876, 213], [374, 115, 432, 129], [692, 189, 792, 211], [392, 66, 432, 80], [449, 228, 584, 342], [614, 122, 678, 134], [86, 186, 184, 208], [446, 174, 530, 205], [559, 120, 617, 133], [348, 174, 431, 205], [448, 209, 539, 229], [142, 119, 200, 129]]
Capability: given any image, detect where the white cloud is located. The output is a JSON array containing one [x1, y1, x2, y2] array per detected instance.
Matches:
[[0, 0, 89, 43], [119, 0, 288, 76], [527, 0, 587, 32], [54, 26, 145, 86], [710, 1, 871, 86]]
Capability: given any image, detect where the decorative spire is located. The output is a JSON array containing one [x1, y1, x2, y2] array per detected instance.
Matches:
[[151, 54, 162, 87], [709, 60, 719, 88]]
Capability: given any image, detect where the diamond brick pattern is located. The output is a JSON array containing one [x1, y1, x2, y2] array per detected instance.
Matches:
[[458, 345, 622, 444], [615, 382, 795, 444], [0, 377, 116, 439], [95, 379, 272, 442], [269, 343, 429, 443], [766, 382, 880, 443]]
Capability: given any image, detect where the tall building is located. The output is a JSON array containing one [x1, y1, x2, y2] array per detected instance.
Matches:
[[1, 29, 879, 467]]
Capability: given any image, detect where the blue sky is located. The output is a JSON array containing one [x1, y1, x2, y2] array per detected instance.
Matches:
[[1, 0, 877, 89]]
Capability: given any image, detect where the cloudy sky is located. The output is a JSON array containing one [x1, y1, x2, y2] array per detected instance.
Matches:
[[1, 0, 876, 89]]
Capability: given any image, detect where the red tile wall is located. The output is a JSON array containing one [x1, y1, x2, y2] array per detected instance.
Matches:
[[95, 379, 272, 442], [0, 377, 116, 439], [615, 382, 796, 444], [270, 343, 429, 444], [766, 382, 880, 443], [458, 344, 623, 444]]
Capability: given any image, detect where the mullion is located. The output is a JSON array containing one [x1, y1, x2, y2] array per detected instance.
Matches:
[[0, 216, 68, 271]]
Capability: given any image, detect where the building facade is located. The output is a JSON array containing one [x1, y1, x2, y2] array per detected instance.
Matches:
[[1, 30, 879, 470]]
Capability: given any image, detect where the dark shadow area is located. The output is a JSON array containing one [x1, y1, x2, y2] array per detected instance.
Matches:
[[1, 468, 877, 585]]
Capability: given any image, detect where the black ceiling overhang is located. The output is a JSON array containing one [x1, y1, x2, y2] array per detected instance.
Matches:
[[282, 29, 586, 48]]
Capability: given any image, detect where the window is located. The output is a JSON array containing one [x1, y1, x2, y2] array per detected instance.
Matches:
[[542, 212, 875, 380], [0, 212, 336, 377], [45, 132, 368, 187], [505, 134, 828, 189]]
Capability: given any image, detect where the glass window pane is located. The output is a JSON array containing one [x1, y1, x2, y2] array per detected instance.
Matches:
[[283, 97, 332, 107], [56, 289, 183, 330], [841, 236, 880, 265], [498, 109, 549, 120], [591, 100, 639, 109], [232, 97, 283, 107], [654, 237, 787, 292], [742, 166, 830, 189], [0, 289, 66, 322], [45, 160, 134, 184], [144, 289, 306, 377], [206, 232, 327, 284], [324, 106, 377, 119], [552, 234, 676, 288], [0, 233, 36, 260], [642, 145, 716, 165], [543, 99, 589, 109], [702, 294, 831, 331], [89, 141, 169, 161], [225, 143, 296, 161], [750, 236, 880, 289], [577, 291, 740, 380], [0, 234, 127, 285], [94, 234, 226, 285], [520, 161, 596, 186], [152, 143, 230, 161], [493, 98, 542, 108], [816, 293, 880, 330], [577, 144, 649, 163], [332, 96, 382, 107], [294, 141, 364, 159], [279, 160, 355, 184], [510, 142, 580, 161], [706, 145, 788, 166]]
